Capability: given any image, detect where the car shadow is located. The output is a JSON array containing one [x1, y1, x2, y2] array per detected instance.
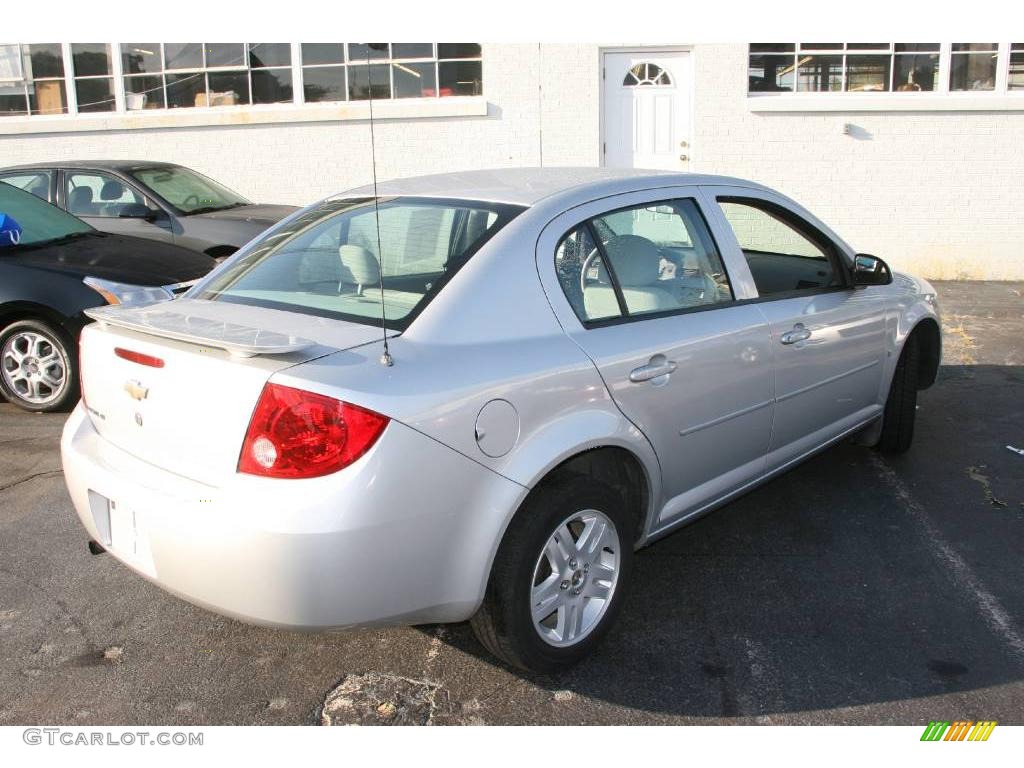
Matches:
[[420, 363, 1024, 718]]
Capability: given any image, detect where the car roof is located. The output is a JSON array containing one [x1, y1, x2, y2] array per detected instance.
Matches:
[[337, 167, 770, 207], [1, 160, 180, 172]]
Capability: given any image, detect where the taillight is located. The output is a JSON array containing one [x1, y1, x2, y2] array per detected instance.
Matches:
[[238, 383, 389, 479]]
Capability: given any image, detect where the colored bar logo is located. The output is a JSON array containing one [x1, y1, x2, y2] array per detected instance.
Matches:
[[920, 721, 997, 741]]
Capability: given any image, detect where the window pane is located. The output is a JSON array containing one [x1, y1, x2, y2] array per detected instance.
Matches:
[[301, 43, 345, 66], [75, 77, 115, 112], [437, 43, 481, 59], [164, 43, 203, 70], [71, 43, 111, 77], [252, 68, 293, 104], [438, 60, 481, 96], [748, 54, 794, 92], [0, 92, 28, 117], [392, 43, 433, 59], [205, 44, 244, 68], [349, 43, 389, 61], [846, 43, 889, 50], [249, 43, 291, 68], [166, 72, 207, 108], [796, 55, 842, 92], [393, 62, 436, 98], [894, 53, 938, 91], [556, 225, 619, 322], [29, 80, 67, 114], [348, 64, 390, 100], [894, 43, 940, 52], [952, 43, 998, 52], [950, 52, 997, 91], [0, 171, 52, 201], [124, 75, 164, 109], [845, 55, 891, 92], [26, 43, 64, 78], [718, 200, 836, 295], [121, 43, 161, 74], [1010, 51, 1024, 90], [799, 43, 843, 50], [207, 71, 250, 105], [302, 66, 346, 102], [66, 172, 147, 218], [751, 43, 795, 52], [589, 199, 732, 317]]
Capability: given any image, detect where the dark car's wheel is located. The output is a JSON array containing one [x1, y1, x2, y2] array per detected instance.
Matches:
[[471, 474, 633, 673], [875, 333, 920, 454], [0, 318, 79, 413]]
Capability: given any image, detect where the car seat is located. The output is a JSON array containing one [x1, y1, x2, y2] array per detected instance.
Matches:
[[338, 244, 381, 295], [584, 234, 677, 317], [67, 186, 98, 216]]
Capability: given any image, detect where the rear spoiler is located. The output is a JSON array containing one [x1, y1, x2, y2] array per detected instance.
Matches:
[[84, 305, 316, 358]]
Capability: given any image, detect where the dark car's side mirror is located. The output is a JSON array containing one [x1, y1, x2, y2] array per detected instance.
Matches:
[[852, 253, 893, 287], [118, 203, 158, 220]]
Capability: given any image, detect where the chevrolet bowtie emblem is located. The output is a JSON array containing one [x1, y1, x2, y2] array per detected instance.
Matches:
[[124, 379, 149, 401]]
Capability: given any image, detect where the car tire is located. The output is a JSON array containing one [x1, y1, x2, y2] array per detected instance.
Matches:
[[875, 333, 920, 454], [0, 318, 79, 413], [470, 473, 633, 673]]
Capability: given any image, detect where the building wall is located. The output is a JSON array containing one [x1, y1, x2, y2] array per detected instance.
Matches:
[[1, 43, 1021, 279]]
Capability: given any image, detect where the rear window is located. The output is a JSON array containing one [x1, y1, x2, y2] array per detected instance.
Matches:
[[195, 196, 523, 330]]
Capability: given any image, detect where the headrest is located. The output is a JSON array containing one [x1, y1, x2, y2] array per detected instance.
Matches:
[[69, 186, 93, 203], [100, 180, 125, 200], [338, 244, 380, 287], [604, 235, 661, 287]]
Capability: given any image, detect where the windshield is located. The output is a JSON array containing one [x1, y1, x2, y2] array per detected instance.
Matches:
[[130, 166, 250, 214], [0, 182, 94, 247], [195, 196, 523, 330]]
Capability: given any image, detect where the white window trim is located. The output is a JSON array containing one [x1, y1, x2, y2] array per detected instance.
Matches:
[[747, 42, 1024, 112]]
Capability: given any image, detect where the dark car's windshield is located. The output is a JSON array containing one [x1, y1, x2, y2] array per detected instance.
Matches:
[[195, 196, 523, 331], [0, 182, 94, 247], [130, 165, 250, 215]]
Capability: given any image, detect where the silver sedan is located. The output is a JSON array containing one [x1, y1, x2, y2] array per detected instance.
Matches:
[[61, 168, 941, 672]]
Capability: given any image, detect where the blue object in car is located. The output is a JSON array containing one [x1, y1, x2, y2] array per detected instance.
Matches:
[[0, 212, 22, 246]]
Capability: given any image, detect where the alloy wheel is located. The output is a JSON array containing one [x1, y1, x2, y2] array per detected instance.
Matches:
[[1, 330, 69, 406]]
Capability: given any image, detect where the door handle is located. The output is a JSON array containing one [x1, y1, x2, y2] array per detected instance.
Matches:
[[629, 357, 678, 383], [780, 323, 812, 345]]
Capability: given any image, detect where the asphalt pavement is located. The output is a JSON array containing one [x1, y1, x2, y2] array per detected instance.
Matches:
[[0, 280, 1021, 725]]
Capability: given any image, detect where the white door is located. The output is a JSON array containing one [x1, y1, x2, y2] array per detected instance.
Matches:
[[603, 51, 691, 171]]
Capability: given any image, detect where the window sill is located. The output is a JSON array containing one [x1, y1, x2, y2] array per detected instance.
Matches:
[[0, 97, 489, 135], [747, 94, 1024, 113]]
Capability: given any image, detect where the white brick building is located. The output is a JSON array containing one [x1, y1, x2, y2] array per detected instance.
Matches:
[[2, 43, 1022, 278]]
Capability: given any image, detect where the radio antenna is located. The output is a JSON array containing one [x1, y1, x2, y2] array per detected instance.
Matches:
[[365, 43, 393, 367]]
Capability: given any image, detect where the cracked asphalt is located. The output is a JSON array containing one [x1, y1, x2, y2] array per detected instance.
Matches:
[[0, 281, 1021, 725]]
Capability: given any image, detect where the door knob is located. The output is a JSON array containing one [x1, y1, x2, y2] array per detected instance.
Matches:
[[679, 154, 688, 161], [780, 323, 812, 345], [629, 356, 678, 383], [680, 140, 688, 147]]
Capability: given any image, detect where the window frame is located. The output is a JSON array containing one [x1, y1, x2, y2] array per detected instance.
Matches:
[[715, 195, 853, 301], [555, 195, 738, 330]]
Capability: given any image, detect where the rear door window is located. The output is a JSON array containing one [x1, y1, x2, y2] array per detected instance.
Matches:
[[196, 196, 522, 330], [0, 171, 52, 202], [65, 171, 153, 218], [555, 198, 733, 324]]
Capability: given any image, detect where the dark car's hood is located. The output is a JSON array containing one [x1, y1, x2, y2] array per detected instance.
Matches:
[[2, 232, 216, 285], [188, 203, 297, 226]]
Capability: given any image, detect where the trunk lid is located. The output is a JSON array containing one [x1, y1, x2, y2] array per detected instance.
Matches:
[[79, 298, 390, 486]]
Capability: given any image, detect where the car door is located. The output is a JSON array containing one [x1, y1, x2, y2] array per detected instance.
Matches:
[[537, 189, 774, 532], [703, 187, 889, 469], [61, 170, 173, 243]]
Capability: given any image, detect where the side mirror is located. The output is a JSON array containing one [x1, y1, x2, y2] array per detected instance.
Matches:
[[852, 253, 892, 287], [118, 203, 157, 220]]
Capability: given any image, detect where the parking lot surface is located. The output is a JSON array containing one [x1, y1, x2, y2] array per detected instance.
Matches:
[[1, 281, 1021, 725]]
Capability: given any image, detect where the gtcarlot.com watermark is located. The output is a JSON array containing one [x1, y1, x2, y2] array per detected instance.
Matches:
[[23, 728, 203, 747]]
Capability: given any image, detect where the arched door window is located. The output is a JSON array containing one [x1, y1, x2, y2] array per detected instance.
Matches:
[[622, 62, 673, 87]]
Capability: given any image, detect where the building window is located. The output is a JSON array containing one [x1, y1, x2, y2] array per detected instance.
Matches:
[[1010, 43, 1024, 90], [749, 43, 1012, 96], [0, 43, 68, 116], [950, 43, 998, 91], [622, 62, 673, 87], [1, 42, 484, 119]]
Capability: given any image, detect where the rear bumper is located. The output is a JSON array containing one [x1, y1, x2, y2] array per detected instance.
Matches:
[[60, 403, 526, 629]]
